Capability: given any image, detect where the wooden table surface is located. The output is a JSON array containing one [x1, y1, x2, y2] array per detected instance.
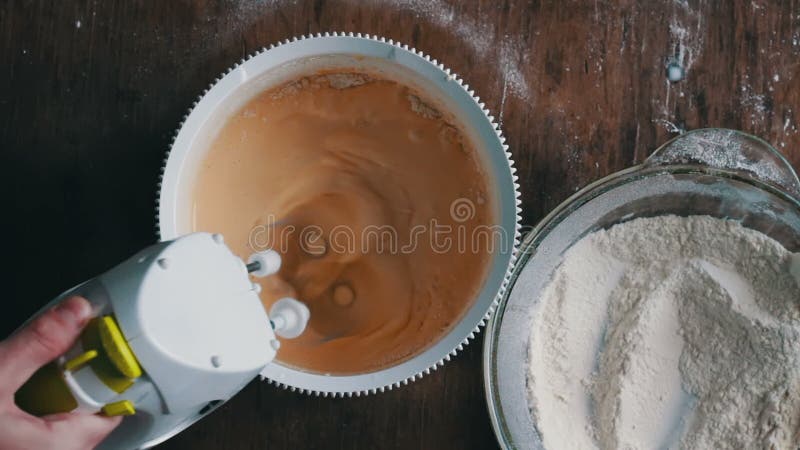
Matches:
[[2, 1, 799, 449]]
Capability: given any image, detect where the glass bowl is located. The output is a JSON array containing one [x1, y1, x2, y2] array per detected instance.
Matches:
[[483, 128, 800, 449]]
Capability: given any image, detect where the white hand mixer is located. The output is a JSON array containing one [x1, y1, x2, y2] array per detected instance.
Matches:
[[14, 232, 309, 449]]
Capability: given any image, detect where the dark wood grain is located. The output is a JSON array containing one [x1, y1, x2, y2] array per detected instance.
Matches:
[[2, 1, 799, 449]]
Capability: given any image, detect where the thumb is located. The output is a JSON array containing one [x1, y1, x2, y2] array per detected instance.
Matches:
[[44, 413, 122, 449], [0, 297, 93, 392]]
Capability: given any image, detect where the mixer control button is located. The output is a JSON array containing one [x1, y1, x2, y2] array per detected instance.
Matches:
[[101, 400, 135, 416], [98, 316, 142, 379], [63, 350, 99, 372]]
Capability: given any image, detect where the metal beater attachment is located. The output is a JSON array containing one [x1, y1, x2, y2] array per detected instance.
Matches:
[[246, 250, 310, 339], [246, 250, 282, 277]]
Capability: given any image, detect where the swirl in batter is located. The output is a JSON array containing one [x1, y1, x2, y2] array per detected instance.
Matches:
[[192, 73, 495, 374]]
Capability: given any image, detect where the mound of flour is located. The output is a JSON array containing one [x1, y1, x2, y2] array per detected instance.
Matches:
[[528, 215, 800, 449]]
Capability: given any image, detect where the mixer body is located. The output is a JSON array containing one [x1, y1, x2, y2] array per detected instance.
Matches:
[[15, 233, 282, 449]]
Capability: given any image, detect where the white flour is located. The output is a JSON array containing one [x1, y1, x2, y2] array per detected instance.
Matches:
[[528, 215, 800, 449]]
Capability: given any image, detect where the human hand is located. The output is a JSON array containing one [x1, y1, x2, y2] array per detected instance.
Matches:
[[0, 297, 121, 450]]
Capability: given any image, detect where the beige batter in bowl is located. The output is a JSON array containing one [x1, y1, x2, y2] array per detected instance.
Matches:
[[158, 33, 521, 395]]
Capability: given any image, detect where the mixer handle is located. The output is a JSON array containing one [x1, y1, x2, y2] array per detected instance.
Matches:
[[645, 128, 800, 200]]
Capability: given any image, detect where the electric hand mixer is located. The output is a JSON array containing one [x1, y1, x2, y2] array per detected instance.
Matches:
[[14, 232, 310, 449]]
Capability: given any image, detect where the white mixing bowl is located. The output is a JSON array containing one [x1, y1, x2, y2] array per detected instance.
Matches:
[[158, 33, 521, 396]]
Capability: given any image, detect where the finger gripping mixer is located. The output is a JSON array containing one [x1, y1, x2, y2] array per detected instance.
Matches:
[[15, 232, 309, 449]]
